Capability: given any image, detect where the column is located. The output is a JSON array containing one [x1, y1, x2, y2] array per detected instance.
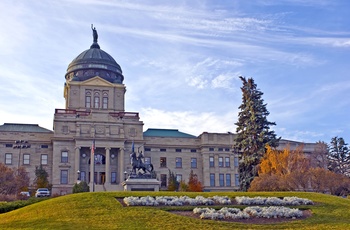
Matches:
[[75, 147, 81, 181], [90, 149, 95, 191], [105, 148, 111, 184], [119, 148, 125, 183]]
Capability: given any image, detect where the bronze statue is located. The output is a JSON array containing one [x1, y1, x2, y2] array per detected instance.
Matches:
[[130, 150, 153, 175], [91, 24, 98, 43]]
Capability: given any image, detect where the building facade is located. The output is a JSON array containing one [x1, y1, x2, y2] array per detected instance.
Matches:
[[0, 30, 316, 195]]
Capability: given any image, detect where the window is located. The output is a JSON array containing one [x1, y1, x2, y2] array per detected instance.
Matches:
[[61, 170, 68, 184], [225, 148, 230, 151], [235, 174, 239, 186], [80, 171, 86, 182], [23, 154, 30, 165], [85, 95, 91, 108], [160, 174, 167, 187], [218, 157, 223, 167], [218, 148, 223, 151], [175, 157, 182, 168], [160, 157, 167, 167], [176, 174, 182, 182], [111, 172, 117, 183], [41, 145, 48, 148], [175, 148, 182, 152], [102, 96, 108, 109], [41, 154, 48, 165], [190, 149, 197, 152], [5, 153, 12, 165], [61, 151, 68, 163], [5, 144, 13, 148], [219, 174, 224, 187], [210, 173, 215, 187], [209, 147, 214, 151], [226, 174, 231, 186], [145, 148, 151, 151], [209, 156, 214, 167], [94, 93, 100, 108], [225, 157, 230, 167], [191, 158, 197, 168], [234, 156, 239, 167], [160, 148, 166, 152], [144, 157, 151, 165]]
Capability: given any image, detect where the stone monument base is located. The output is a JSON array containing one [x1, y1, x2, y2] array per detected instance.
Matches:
[[122, 178, 160, 191]]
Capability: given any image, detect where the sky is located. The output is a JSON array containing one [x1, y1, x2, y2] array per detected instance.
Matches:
[[0, 0, 349, 144]]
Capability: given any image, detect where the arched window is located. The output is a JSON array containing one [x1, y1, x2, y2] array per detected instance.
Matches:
[[85, 91, 91, 108], [102, 92, 108, 109], [94, 92, 100, 108]]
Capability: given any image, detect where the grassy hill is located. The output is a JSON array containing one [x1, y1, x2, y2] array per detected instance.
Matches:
[[0, 191, 350, 229]]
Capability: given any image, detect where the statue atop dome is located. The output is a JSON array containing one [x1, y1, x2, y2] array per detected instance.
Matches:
[[91, 24, 98, 43]]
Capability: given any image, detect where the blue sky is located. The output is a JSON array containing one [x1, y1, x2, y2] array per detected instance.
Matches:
[[0, 0, 349, 144]]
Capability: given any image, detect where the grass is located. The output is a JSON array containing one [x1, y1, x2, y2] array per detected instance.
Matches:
[[0, 191, 350, 229]]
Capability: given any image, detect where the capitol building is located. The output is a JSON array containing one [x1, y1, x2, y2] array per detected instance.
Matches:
[[0, 28, 316, 195]]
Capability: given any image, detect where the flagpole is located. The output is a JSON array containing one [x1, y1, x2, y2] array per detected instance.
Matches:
[[92, 140, 95, 192]]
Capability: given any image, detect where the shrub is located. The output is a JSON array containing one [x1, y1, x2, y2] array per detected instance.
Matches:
[[72, 181, 90, 193]]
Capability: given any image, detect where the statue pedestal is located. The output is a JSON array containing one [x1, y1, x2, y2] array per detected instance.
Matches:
[[122, 178, 160, 191]]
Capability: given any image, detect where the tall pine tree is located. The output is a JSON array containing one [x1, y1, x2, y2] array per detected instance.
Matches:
[[234, 76, 280, 191], [328, 136, 350, 176]]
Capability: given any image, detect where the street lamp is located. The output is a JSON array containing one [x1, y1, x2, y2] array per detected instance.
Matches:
[[77, 170, 80, 181], [124, 171, 128, 181], [13, 140, 30, 168]]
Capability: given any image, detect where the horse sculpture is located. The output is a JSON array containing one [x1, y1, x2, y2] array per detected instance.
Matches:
[[130, 151, 153, 175]]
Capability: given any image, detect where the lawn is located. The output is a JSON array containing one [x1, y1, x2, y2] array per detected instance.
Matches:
[[0, 191, 349, 229]]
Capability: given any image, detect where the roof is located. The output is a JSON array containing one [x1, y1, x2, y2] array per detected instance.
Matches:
[[0, 123, 53, 133], [143, 128, 196, 138]]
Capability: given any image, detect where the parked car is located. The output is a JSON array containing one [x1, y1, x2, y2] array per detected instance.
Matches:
[[35, 188, 50, 197], [19, 191, 30, 197]]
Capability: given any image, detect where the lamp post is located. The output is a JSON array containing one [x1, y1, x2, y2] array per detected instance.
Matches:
[[13, 140, 30, 169], [77, 170, 80, 181], [124, 171, 128, 181]]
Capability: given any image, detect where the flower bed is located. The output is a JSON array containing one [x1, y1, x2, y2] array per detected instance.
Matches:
[[235, 196, 314, 206], [193, 206, 303, 220]]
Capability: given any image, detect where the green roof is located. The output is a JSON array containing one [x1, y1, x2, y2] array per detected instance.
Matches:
[[0, 123, 53, 133], [143, 128, 196, 138]]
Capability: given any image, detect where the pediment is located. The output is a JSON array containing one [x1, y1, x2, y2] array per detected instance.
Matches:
[[81, 76, 115, 87]]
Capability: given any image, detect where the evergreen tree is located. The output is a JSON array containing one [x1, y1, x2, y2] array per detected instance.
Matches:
[[72, 181, 90, 193], [234, 76, 280, 191], [167, 169, 179, 191], [328, 137, 350, 176]]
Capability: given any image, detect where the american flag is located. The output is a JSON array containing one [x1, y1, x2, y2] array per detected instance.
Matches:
[[91, 140, 95, 156]]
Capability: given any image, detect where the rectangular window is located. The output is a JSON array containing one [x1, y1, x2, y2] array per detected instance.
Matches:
[[190, 149, 197, 152], [85, 96, 91, 108], [191, 158, 197, 168], [225, 148, 230, 151], [209, 156, 214, 167], [209, 147, 214, 151], [23, 154, 30, 165], [218, 157, 223, 167], [219, 174, 224, 187], [218, 148, 223, 151], [226, 174, 231, 186], [61, 170, 68, 184], [160, 148, 166, 152], [94, 96, 100, 108], [41, 154, 48, 165], [175, 148, 182, 152], [5, 153, 12, 165], [5, 144, 13, 148], [234, 156, 239, 167], [160, 174, 167, 187], [102, 97, 108, 109], [235, 174, 240, 186], [80, 171, 86, 182], [144, 157, 151, 165], [175, 157, 182, 168], [225, 157, 230, 167], [210, 173, 215, 187], [144, 148, 151, 151], [111, 172, 117, 183], [61, 151, 68, 163], [176, 174, 182, 183], [41, 145, 49, 148], [160, 157, 167, 167]]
